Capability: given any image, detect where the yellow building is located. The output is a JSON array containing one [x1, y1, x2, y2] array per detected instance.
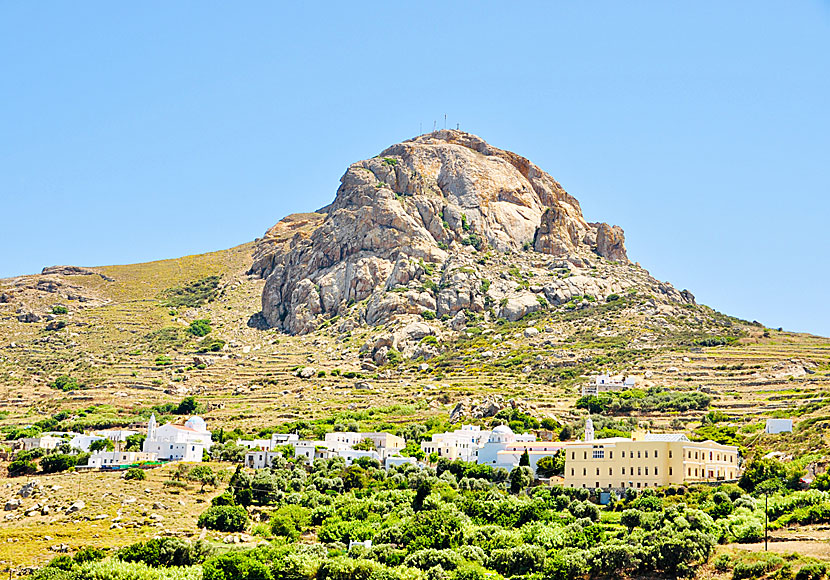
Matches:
[[564, 426, 739, 490]]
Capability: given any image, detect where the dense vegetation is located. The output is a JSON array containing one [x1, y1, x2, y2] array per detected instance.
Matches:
[[576, 387, 711, 415], [33, 451, 830, 580], [161, 275, 221, 308]]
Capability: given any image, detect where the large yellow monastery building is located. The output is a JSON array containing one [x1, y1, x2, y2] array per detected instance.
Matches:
[[564, 419, 740, 489]]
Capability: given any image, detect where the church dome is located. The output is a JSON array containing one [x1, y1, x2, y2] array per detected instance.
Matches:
[[488, 424, 515, 443], [184, 416, 207, 432]]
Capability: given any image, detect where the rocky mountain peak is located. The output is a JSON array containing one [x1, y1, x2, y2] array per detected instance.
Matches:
[[253, 131, 649, 334]]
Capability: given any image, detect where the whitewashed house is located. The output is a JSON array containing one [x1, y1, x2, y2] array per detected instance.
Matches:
[[69, 433, 106, 452], [421, 425, 488, 462], [87, 450, 157, 467], [339, 448, 382, 465], [96, 429, 139, 442], [324, 432, 405, 460], [293, 440, 333, 464], [20, 433, 66, 451], [385, 455, 417, 469], [582, 375, 636, 397], [476, 425, 536, 471], [765, 419, 793, 434], [238, 433, 299, 452], [142, 414, 212, 462], [245, 449, 283, 469]]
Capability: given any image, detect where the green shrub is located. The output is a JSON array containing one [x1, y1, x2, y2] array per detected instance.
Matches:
[[52, 305, 68, 314], [202, 551, 272, 580], [421, 310, 436, 320], [795, 563, 828, 580], [40, 454, 77, 474], [197, 505, 249, 532], [8, 459, 37, 477], [462, 234, 483, 251], [124, 467, 146, 480], [197, 337, 226, 353], [161, 276, 221, 308], [187, 319, 212, 337], [117, 537, 212, 567], [50, 375, 80, 391], [270, 505, 311, 540], [72, 547, 106, 564]]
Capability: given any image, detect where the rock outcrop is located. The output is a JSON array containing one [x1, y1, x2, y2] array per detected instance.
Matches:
[[253, 131, 642, 334]]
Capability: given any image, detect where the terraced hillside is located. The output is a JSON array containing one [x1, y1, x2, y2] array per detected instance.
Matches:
[[0, 235, 828, 465]]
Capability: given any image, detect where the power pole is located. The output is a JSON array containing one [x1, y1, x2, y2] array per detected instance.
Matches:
[[765, 493, 768, 551]]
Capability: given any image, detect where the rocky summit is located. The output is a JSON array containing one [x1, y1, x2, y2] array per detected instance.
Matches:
[[253, 130, 692, 335]]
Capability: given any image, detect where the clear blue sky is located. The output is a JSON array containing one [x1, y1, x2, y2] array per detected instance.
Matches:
[[1, 2, 828, 336]]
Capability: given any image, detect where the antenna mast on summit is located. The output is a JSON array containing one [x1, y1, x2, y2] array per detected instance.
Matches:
[[444, 114, 447, 129], [433, 120, 437, 132]]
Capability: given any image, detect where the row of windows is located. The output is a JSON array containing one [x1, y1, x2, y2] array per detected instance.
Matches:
[[688, 450, 734, 462], [578, 449, 665, 460], [573, 466, 668, 477], [574, 449, 735, 462], [572, 482, 654, 489]]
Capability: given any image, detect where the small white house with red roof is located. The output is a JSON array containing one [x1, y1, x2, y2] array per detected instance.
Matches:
[[142, 414, 213, 462]]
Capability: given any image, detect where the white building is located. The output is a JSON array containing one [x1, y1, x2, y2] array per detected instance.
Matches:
[[96, 429, 139, 442], [69, 433, 106, 452], [20, 434, 66, 451], [238, 433, 300, 451], [385, 455, 417, 470], [245, 449, 283, 469], [765, 419, 793, 434], [324, 432, 405, 460], [142, 414, 212, 462], [476, 425, 536, 471], [87, 450, 157, 468], [293, 440, 333, 464], [421, 425, 488, 462], [582, 375, 636, 397]]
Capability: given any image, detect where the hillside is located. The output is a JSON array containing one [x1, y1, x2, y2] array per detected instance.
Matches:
[[2, 132, 830, 575], [0, 132, 827, 459]]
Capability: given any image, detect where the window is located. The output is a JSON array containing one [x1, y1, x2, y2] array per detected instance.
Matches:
[[622, 451, 626, 458], [655, 450, 658, 458], [645, 467, 649, 475], [638, 467, 642, 475], [596, 467, 600, 476], [669, 450, 673, 458], [595, 482, 600, 488], [583, 468, 587, 476], [710, 451, 713, 460], [571, 452, 575, 460], [669, 467, 672, 476], [583, 451, 587, 460], [571, 468, 574, 476], [645, 451, 649, 458], [592, 449, 604, 459], [655, 467, 658, 476], [637, 451, 641, 458], [609, 468, 613, 476], [622, 467, 626, 475], [609, 451, 613, 459]]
